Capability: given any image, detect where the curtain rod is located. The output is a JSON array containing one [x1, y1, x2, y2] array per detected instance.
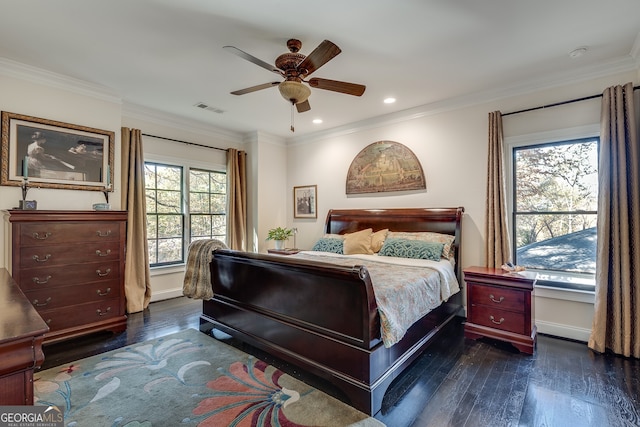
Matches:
[[142, 133, 228, 152], [502, 85, 640, 117]]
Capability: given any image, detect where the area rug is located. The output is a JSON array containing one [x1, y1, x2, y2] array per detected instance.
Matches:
[[34, 328, 385, 427]]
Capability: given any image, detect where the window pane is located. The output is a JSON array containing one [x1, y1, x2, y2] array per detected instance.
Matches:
[[157, 238, 182, 263], [210, 194, 226, 213], [156, 190, 181, 213], [156, 165, 181, 190], [157, 215, 182, 238], [189, 169, 226, 243], [147, 239, 157, 265], [146, 215, 157, 238], [515, 141, 598, 212], [190, 192, 209, 213], [513, 138, 598, 275], [191, 215, 212, 237]]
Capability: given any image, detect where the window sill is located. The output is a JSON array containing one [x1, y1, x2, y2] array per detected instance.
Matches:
[[528, 269, 595, 304], [150, 264, 185, 277]]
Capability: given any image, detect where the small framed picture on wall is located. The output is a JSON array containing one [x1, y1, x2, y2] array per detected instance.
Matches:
[[293, 185, 317, 218]]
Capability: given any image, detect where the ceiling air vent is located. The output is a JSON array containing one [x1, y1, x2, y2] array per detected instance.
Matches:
[[194, 102, 225, 114]]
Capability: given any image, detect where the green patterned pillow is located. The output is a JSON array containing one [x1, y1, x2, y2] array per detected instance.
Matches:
[[379, 238, 444, 261], [311, 237, 344, 254]]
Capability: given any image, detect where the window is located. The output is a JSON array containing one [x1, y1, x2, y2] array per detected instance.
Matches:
[[189, 169, 227, 243], [145, 163, 184, 266], [145, 162, 227, 268], [512, 138, 598, 277]]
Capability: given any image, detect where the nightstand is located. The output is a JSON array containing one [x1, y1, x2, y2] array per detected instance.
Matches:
[[267, 249, 300, 255], [463, 266, 537, 354]]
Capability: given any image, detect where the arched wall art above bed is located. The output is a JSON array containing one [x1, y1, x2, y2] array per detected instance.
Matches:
[[345, 140, 426, 194]]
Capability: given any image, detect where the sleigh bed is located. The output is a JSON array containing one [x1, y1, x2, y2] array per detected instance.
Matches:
[[199, 207, 464, 416]]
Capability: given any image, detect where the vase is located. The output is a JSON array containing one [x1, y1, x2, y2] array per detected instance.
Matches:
[[274, 240, 285, 250]]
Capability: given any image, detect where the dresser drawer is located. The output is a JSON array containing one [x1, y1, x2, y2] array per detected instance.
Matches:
[[18, 241, 122, 269], [469, 284, 525, 312], [18, 221, 122, 245], [24, 280, 121, 311], [469, 305, 525, 335], [39, 299, 123, 332], [18, 261, 121, 290]]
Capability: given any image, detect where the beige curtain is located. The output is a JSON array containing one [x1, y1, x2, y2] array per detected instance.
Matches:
[[485, 111, 512, 268], [588, 83, 640, 358], [226, 148, 247, 250], [121, 128, 152, 313]]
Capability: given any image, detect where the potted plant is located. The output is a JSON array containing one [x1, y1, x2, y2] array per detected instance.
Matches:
[[266, 226, 294, 250]]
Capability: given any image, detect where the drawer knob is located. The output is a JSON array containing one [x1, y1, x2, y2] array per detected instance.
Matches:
[[97, 288, 112, 297], [489, 294, 505, 304], [33, 297, 52, 307], [32, 275, 52, 285], [489, 315, 505, 325], [97, 230, 112, 237], [96, 268, 112, 277], [32, 232, 52, 240], [97, 307, 111, 317], [96, 249, 112, 257], [33, 254, 51, 263]]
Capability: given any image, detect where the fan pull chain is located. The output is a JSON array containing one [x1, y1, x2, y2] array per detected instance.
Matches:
[[290, 102, 295, 132]]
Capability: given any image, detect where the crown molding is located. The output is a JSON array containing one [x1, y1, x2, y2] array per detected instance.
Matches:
[[288, 55, 639, 146], [122, 102, 245, 145], [0, 57, 122, 104]]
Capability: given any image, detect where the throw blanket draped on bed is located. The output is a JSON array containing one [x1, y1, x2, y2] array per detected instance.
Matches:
[[293, 251, 460, 347], [183, 239, 227, 300]]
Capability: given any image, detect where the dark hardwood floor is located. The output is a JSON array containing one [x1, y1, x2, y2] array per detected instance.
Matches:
[[41, 297, 640, 427]]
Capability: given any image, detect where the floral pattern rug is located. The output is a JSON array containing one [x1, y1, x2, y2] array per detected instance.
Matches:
[[34, 329, 384, 427]]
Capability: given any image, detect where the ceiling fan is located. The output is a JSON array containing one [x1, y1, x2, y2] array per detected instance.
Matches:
[[224, 39, 366, 122]]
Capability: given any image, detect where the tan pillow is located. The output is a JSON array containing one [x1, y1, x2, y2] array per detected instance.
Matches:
[[343, 228, 374, 255], [371, 229, 389, 253]]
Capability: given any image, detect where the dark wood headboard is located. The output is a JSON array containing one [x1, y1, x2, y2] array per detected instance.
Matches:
[[324, 207, 465, 279]]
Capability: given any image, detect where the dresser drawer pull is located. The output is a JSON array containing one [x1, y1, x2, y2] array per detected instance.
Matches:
[[96, 268, 112, 277], [97, 230, 112, 237], [97, 288, 112, 296], [32, 232, 52, 240], [32, 275, 52, 285], [33, 297, 52, 307], [45, 319, 52, 325], [489, 315, 505, 325], [33, 254, 51, 263], [96, 249, 112, 257], [97, 307, 111, 316], [489, 294, 505, 304]]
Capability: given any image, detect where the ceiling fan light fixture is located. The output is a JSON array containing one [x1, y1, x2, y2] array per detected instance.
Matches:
[[279, 81, 311, 104]]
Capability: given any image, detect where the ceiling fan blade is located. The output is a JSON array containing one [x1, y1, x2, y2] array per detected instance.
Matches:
[[297, 40, 341, 77], [308, 78, 366, 96], [296, 100, 311, 113], [223, 46, 282, 75], [231, 81, 280, 95]]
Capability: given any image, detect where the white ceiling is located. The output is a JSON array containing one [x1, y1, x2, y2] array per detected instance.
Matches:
[[0, 0, 639, 140]]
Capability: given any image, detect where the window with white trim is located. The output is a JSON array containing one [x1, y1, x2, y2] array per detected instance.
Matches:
[[145, 162, 226, 267], [511, 137, 598, 283]]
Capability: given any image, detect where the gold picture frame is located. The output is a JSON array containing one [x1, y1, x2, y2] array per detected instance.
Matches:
[[293, 185, 317, 218], [1, 111, 114, 191]]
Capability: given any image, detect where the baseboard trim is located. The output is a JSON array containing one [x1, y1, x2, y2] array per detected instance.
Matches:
[[536, 319, 591, 343], [150, 288, 184, 302]]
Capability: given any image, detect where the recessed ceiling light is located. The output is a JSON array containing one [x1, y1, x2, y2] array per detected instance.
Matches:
[[384, 97, 396, 104], [568, 46, 588, 58], [312, 118, 323, 124]]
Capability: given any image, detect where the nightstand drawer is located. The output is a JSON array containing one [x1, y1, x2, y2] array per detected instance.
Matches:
[[470, 284, 525, 312], [469, 305, 525, 335]]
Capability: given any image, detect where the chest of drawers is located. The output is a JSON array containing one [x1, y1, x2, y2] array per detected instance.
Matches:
[[6, 210, 127, 344], [463, 266, 536, 354]]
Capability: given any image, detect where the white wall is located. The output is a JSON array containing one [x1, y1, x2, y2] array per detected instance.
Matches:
[[285, 70, 639, 342]]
